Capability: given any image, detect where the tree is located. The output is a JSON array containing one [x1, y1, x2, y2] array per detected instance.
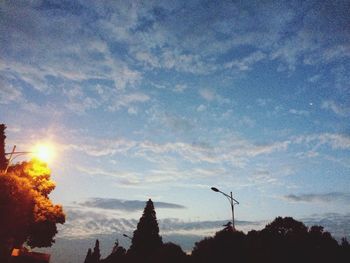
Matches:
[[84, 248, 92, 263], [91, 239, 101, 263], [263, 216, 308, 236], [0, 124, 8, 171], [101, 240, 126, 263], [83, 240, 101, 263], [153, 242, 188, 263], [191, 226, 246, 263], [0, 159, 65, 262], [128, 199, 163, 261]]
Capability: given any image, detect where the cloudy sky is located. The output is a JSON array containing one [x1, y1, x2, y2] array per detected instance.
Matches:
[[1, 0, 350, 262]]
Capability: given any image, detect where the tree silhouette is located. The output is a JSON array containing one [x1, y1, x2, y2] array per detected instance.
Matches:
[[153, 242, 188, 263], [0, 124, 8, 171], [84, 248, 92, 263], [92, 239, 101, 263], [84, 240, 101, 263], [191, 216, 348, 263], [128, 199, 163, 261], [191, 225, 246, 263], [101, 240, 126, 263]]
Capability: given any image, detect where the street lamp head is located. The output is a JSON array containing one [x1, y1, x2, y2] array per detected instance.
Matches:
[[211, 187, 219, 192]]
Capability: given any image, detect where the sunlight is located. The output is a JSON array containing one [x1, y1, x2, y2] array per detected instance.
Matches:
[[32, 143, 55, 164]]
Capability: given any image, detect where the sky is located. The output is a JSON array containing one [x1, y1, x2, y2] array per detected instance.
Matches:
[[1, 0, 350, 262]]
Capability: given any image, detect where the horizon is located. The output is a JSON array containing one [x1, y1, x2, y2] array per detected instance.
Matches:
[[1, 1, 349, 262]]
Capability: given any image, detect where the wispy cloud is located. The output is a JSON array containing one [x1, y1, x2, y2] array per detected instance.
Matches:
[[0, 84, 23, 104], [198, 89, 230, 104], [59, 206, 262, 239], [289, 109, 310, 116], [322, 100, 350, 117], [79, 198, 185, 211], [294, 133, 350, 150], [284, 192, 350, 203], [225, 51, 266, 71]]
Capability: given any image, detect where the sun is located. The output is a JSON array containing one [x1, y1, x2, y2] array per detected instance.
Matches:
[[32, 143, 55, 163]]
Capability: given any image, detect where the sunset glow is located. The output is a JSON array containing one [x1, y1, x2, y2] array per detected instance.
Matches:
[[32, 143, 55, 164], [1, 0, 349, 262]]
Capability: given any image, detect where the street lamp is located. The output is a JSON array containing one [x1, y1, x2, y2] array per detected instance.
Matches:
[[2, 143, 55, 174], [123, 234, 132, 240], [211, 187, 239, 230], [2, 145, 31, 174]]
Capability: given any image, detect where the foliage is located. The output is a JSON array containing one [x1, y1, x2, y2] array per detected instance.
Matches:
[[84, 209, 350, 263], [0, 124, 7, 170], [0, 159, 65, 260], [191, 227, 246, 263], [100, 240, 126, 263], [85, 240, 101, 263], [128, 199, 163, 260], [153, 242, 188, 263]]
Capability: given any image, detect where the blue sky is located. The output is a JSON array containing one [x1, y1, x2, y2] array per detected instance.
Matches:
[[1, 0, 350, 262]]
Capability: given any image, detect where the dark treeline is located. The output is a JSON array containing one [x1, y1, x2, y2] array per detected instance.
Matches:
[[84, 199, 350, 263]]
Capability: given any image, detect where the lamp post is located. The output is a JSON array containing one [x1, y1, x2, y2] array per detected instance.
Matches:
[[2, 145, 31, 174], [122, 234, 132, 240], [211, 187, 239, 230]]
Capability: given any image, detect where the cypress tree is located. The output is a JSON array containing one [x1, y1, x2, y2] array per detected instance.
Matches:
[[129, 199, 163, 259], [84, 248, 92, 263], [91, 239, 101, 263], [0, 124, 8, 171]]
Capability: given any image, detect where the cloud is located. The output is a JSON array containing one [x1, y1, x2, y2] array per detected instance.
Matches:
[[108, 92, 150, 111], [173, 84, 187, 93], [59, 206, 262, 240], [60, 206, 350, 243], [283, 192, 350, 203], [78, 198, 186, 211], [302, 213, 350, 241], [289, 109, 309, 116], [198, 89, 229, 104], [66, 133, 292, 170], [322, 100, 350, 117], [225, 51, 266, 71], [147, 106, 195, 134], [199, 89, 215, 101], [294, 133, 350, 150], [0, 83, 23, 104], [197, 104, 206, 112]]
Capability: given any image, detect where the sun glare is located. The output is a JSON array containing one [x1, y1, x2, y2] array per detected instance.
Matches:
[[33, 143, 55, 163]]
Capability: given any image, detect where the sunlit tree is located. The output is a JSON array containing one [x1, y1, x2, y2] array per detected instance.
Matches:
[[0, 160, 65, 262]]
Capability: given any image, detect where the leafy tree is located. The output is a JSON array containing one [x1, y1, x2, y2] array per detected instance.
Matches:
[[128, 199, 163, 261], [191, 226, 246, 263], [153, 242, 188, 263], [263, 216, 308, 236], [0, 160, 65, 262], [308, 225, 339, 262]]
